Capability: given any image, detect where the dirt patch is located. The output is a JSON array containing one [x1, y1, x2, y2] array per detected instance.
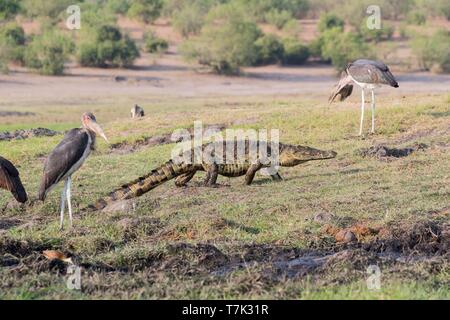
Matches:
[[393, 125, 450, 145], [0, 128, 59, 141], [0, 111, 36, 117], [356, 143, 428, 159], [109, 123, 227, 155]]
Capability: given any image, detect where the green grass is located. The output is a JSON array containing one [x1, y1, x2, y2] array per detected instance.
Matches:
[[0, 92, 449, 299]]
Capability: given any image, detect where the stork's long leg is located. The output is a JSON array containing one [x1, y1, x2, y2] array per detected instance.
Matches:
[[66, 176, 73, 228], [371, 89, 376, 134], [359, 89, 365, 136], [60, 180, 68, 230]]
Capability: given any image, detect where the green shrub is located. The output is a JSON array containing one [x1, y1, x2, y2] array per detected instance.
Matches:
[[320, 27, 370, 70], [265, 9, 293, 30], [412, 30, 450, 72], [144, 32, 169, 53], [358, 21, 394, 42], [254, 34, 284, 65], [231, 0, 309, 22], [0, 23, 26, 64], [24, 30, 74, 75], [282, 37, 309, 65], [180, 3, 261, 74], [0, 0, 21, 20], [22, 0, 73, 19], [127, 0, 163, 23], [106, 0, 131, 14], [79, 2, 118, 27], [166, 0, 222, 37], [77, 25, 140, 68], [407, 11, 426, 25], [318, 13, 344, 32], [282, 19, 300, 37], [171, 2, 212, 38]]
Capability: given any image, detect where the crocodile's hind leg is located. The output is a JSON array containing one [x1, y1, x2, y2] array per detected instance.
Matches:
[[203, 164, 219, 187], [244, 163, 263, 185], [175, 171, 197, 187]]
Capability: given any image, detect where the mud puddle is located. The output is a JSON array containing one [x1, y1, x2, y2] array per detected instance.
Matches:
[[0, 128, 59, 141], [357, 143, 428, 160], [0, 219, 447, 280]]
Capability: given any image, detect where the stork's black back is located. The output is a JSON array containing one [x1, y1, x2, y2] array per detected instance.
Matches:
[[0, 156, 28, 203], [347, 59, 399, 87], [38, 128, 91, 201]]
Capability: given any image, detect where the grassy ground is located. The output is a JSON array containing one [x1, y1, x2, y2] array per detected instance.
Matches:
[[0, 92, 449, 299]]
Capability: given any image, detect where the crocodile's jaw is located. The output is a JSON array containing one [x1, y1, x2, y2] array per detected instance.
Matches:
[[279, 145, 337, 166]]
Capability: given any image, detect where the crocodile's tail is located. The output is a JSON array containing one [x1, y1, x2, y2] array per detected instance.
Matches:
[[88, 160, 193, 211]]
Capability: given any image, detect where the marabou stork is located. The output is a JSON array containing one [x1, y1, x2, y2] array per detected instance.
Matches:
[[0, 156, 28, 203], [38, 113, 108, 229], [329, 59, 399, 136]]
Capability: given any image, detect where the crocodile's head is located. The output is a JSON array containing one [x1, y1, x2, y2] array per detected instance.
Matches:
[[279, 144, 337, 167]]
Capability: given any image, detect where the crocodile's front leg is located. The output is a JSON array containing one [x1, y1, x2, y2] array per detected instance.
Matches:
[[244, 162, 263, 185], [175, 171, 197, 187], [203, 164, 219, 187]]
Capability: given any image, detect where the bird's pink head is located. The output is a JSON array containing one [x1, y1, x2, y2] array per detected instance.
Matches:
[[81, 112, 109, 143]]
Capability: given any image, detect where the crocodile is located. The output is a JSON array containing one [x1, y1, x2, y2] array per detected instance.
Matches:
[[90, 140, 337, 211]]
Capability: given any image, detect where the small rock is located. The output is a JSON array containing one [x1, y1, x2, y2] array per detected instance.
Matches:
[[101, 200, 136, 213], [335, 230, 357, 243], [314, 212, 333, 224]]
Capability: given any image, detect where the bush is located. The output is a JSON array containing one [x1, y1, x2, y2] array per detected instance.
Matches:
[[358, 21, 394, 42], [180, 3, 261, 74], [77, 25, 140, 68], [320, 27, 370, 70], [318, 13, 344, 33], [24, 30, 74, 75], [106, 0, 131, 14], [127, 0, 163, 24], [144, 32, 169, 53], [22, 0, 73, 19], [282, 37, 309, 65], [231, 0, 309, 22], [407, 11, 426, 25], [0, 0, 21, 20], [171, 1, 215, 38], [254, 34, 284, 65], [0, 23, 26, 64], [264, 9, 293, 30], [412, 31, 450, 72]]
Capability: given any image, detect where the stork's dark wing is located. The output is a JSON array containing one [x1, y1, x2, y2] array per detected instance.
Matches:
[[329, 71, 354, 103], [38, 129, 89, 200], [0, 156, 28, 203], [348, 59, 399, 87]]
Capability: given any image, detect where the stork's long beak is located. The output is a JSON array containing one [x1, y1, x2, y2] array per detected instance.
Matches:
[[90, 121, 109, 143]]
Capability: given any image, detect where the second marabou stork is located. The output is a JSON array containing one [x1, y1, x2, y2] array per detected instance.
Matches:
[[329, 59, 399, 136], [38, 113, 108, 229], [0, 156, 28, 203]]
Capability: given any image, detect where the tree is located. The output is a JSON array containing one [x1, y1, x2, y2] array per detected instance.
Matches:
[[321, 27, 371, 70], [24, 30, 74, 75], [127, 0, 163, 24], [0, 0, 21, 20], [180, 3, 262, 74], [77, 25, 140, 68]]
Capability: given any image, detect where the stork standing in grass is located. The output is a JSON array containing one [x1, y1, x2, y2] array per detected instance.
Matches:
[[329, 59, 399, 136], [0, 156, 28, 203], [38, 113, 108, 229]]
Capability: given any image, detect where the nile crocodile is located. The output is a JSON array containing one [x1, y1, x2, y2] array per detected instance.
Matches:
[[90, 140, 337, 210]]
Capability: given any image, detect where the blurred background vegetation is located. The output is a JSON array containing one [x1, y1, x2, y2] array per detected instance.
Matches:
[[0, 0, 449, 75]]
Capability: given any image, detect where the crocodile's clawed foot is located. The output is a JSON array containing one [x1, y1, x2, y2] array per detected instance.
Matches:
[[204, 183, 228, 188]]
